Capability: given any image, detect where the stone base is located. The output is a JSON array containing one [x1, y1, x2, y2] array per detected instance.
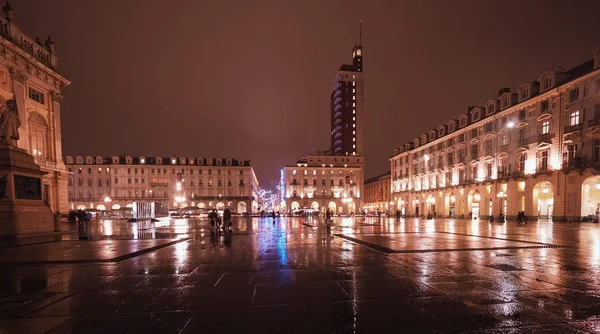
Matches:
[[0, 145, 55, 238]]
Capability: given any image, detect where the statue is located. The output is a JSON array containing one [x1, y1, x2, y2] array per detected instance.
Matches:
[[0, 99, 20, 146]]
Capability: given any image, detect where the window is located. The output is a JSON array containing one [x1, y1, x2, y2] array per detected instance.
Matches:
[[543, 77, 552, 89], [563, 144, 577, 167], [519, 154, 526, 172], [471, 165, 478, 180], [97, 178, 102, 187], [487, 104, 495, 114], [471, 144, 478, 157], [28, 87, 45, 104], [518, 128, 529, 145], [593, 140, 600, 162], [540, 150, 549, 171], [542, 121, 550, 134], [227, 180, 232, 187], [596, 78, 600, 93], [484, 123, 493, 133], [471, 128, 478, 138], [570, 111, 580, 126], [569, 87, 579, 102], [501, 134, 508, 147], [78, 168, 82, 174], [114, 177, 118, 184], [541, 100, 549, 112], [88, 168, 92, 174], [239, 179, 244, 186], [88, 179, 92, 186], [472, 111, 480, 121]]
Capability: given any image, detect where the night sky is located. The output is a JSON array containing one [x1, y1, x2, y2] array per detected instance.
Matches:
[[13, 0, 600, 188]]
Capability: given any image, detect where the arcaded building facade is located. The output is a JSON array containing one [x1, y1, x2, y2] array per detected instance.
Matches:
[[363, 172, 391, 213], [390, 46, 600, 221], [283, 155, 364, 214], [0, 4, 70, 212], [65, 156, 260, 215]]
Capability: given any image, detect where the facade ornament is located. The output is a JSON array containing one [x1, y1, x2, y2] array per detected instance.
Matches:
[[0, 99, 20, 146], [45, 36, 55, 53], [2, 0, 14, 20], [49, 91, 63, 103], [8, 68, 27, 83]]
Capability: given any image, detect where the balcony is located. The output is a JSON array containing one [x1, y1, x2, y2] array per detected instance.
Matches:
[[589, 118, 600, 127], [517, 137, 530, 146], [536, 164, 550, 173], [484, 148, 494, 156], [499, 144, 509, 151], [538, 133, 554, 143], [564, 123, 583, 134], [0, 16, 58, 69], [150, 182, 169, 188]]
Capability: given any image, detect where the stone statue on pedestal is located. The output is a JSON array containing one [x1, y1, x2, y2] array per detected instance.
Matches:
[[0, 99, 20, 146]]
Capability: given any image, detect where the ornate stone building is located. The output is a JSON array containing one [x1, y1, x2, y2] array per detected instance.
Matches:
[[0, 2, 70, 213], [390, 45, 600, 221], [65, 155, 260, 215], [363, 172, 391, 213], [282, 155, 364, 214]]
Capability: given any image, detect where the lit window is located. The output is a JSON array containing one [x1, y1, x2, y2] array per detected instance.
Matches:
[[353, 124, 355, 128], [353, 117, 355, 121], [353, 145, 356, 148], [542, 121, 550, 134], [353, 82, 355, 86], [353, 89, 355, 93], [353, 131, 355, 135], [570, 111, 580, 126], [353, 137, 356, 141], [353, 96, 355, 100], [353, 103, 355, 107], [353, 110, 355, 114]]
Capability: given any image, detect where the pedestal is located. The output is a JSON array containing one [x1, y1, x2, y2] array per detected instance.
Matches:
[[0, 145, 55, 238]]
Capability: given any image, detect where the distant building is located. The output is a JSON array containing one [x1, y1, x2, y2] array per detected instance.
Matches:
[[65, 155, 260, 215], [0, 2, 71, 212], [282, 154, 364, 214], [363, 172, 391, 213], [330, 22, 364, 156], [389, 45, 600, 221]]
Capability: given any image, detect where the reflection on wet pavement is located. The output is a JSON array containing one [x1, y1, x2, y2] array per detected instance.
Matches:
[[0, 216, 600, 333]]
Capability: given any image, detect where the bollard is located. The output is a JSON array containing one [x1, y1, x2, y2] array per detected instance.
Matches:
[[54, 212, 62, 232]]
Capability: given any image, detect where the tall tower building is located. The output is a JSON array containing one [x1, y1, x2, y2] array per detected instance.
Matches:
[[330, 21, 364, 156]]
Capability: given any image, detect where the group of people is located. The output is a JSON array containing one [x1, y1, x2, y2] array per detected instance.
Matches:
[[516, 211, 528, 225], [208, 208, 232, 233], [68, 209, 92, 226]]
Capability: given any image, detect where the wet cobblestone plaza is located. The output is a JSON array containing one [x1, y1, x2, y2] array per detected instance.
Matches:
[[1, 217, 600, 333]]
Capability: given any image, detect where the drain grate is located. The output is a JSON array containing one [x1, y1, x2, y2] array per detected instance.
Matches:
[[485, 264, 525, 272], [0, 293, 53, 311]]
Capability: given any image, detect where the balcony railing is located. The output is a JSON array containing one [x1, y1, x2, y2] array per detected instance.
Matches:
[[538, 133, 554, 143], [589, 118, 600, 127], [564, 123, 583, 133], [0, 16, 58, 69], [150, 182, 169, 187], [517, 137, 530, 146]]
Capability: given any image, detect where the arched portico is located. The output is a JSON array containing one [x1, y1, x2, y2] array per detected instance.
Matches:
[[533, 181, 554, 219]]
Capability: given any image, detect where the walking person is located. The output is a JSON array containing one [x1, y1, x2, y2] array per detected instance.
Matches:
[[325, 209, 332, 225], [223, 207, 232, 232], [396, 210, 401, 221]]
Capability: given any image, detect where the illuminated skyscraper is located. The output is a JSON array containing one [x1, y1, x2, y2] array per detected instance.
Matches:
[[330, 21, 364, 156]]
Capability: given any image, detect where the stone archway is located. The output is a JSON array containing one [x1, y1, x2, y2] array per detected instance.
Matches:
[[468, 189, 481, 219], [311, 201, 319, 211], [533, 181, 554, 219], [111, 204, 121, 210], [328, 201, 337, 213], [291, 201, 300, 210], [96, 204, 106, 211], [446, 192, 456, 218], [77, 205, 86, 210], [581, 176, 600, 218]]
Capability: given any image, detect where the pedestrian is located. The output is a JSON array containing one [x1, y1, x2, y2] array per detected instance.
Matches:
[[223, 207, 232, 232], [396, 210, 401, 220], [271, 210, 276, 223], [325, 209, 332, 224]]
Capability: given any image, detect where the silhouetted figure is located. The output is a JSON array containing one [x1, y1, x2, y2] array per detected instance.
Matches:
[[396, 210, 401, 220], [223, 208, 232, 232]]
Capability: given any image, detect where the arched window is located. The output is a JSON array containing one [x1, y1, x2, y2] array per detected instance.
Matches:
[[29, 112, 48, 163]]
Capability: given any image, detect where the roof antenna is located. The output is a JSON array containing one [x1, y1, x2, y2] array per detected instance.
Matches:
[[359, 20, 362, 46]]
